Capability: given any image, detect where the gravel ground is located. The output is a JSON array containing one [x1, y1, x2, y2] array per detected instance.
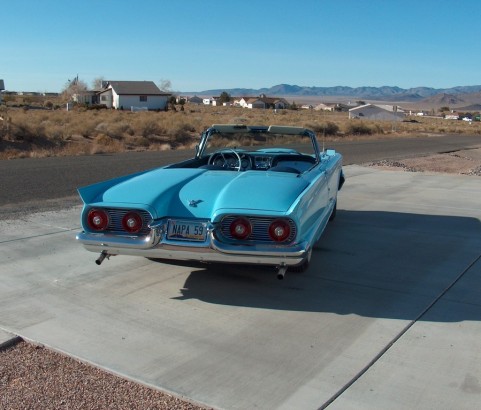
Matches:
[[0, 341, 208, 410], [367, 148, 481, 176], [1, 149, 480, 410]]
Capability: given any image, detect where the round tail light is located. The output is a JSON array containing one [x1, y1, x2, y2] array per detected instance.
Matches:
[[87, 209, 109, 231], [269, 219, 291, 242], [230, 217, 252, 240], [122, 212, 143, 233]]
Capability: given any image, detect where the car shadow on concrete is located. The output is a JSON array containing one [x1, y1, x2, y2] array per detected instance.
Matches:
[[164, 210, 481, 322]]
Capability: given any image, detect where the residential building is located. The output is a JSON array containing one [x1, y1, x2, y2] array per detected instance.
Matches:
[[72, 90, 98, 105], [314, 103, 336, 112], [349, 104, 405, 121], [98, 81, 171, 110], [187, 95, 203, 104], [445, 113, 460, 120], [234, 95, 290, 109]]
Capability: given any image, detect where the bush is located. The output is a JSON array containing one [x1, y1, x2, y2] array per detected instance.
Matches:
[[86, 104, 108, 110], [94, 133, 114, 146], [305, 121, 339, 136], [3, 105, 480, 160], [346, 122, 373, 135], [141, 120, 162, 137], [131, 136, 151, 147]]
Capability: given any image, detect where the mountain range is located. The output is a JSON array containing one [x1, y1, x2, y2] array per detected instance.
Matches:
[[192, 84, 481, 106]]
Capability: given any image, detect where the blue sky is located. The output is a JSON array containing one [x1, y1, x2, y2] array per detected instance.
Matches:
[[2, 0, 480, 93]]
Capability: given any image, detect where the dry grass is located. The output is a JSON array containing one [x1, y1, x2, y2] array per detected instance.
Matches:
[[1, 104, 481, 160]]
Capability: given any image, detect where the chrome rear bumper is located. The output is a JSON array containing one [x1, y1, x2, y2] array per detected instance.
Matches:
[[76, 228, 308, 267]]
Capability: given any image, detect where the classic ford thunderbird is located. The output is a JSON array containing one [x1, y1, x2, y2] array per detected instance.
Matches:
[[76, 124, 344, 279]]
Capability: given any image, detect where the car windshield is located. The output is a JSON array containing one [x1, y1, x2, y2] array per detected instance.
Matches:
[[199, 125, 319, 158]]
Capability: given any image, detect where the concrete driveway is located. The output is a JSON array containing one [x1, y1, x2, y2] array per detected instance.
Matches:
[[1, 165, 480, 409]]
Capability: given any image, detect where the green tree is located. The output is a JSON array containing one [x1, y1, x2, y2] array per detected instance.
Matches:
[[219, 91, 231, 104]]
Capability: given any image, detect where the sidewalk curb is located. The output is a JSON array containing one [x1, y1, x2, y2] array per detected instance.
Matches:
[[0, 329, 22, 351]]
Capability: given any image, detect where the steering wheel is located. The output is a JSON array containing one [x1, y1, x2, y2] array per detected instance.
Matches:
[[208, 149, 242, 171]]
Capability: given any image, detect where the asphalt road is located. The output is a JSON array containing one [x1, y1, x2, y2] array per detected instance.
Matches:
[[1, 134, 480, 218]]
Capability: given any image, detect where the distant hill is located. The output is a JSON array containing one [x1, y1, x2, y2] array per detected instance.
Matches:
[[420, 93, 466, 107], [189, 83, 481, 103]]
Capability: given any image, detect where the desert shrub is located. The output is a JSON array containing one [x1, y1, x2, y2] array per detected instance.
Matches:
[[0, 149, 26, 160], [305, 121, 339, 136], [8, 120, 35, 141], [141, 120, 163, 137], [345, 122, 373, 135], [106, 121, 134, 139], [91, 133, 125, 154], [86, 104, 108, 110], [49, 112, 70, 126], [371, 123, 385, 134], [4, 104, 479, 160], [94, 133, 114, 146], [230, 117, 248, 124], [43, 123, 67, 141], [123, 135, 148, 148], [95, 122, 108, 133], [325, 122, 341, 135], [57, 141, 92, 156], [74, 119, 98, 138], [172, 122, 195, 136]]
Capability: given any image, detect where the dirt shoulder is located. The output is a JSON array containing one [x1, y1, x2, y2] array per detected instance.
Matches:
[[1, 341, 207, 410], [366, 147, 481, 176]]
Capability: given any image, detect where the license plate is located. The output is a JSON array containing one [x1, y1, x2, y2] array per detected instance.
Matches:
[[167, 220, 207, 241]]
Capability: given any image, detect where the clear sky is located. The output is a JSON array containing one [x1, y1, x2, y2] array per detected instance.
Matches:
[[2, 0, 480, 93]]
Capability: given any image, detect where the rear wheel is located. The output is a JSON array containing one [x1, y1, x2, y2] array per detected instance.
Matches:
[[329, 200, 337, 221]]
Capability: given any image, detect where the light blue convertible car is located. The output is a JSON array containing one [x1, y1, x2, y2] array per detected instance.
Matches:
[[77, 124, 344, 279]]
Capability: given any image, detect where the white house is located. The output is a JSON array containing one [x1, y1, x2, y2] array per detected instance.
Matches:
[[235, 95, 289, 109], [72, 90, 98, 105], [98, 81, 171, 110], [211, 97, 222, 106], [314, 103, 336, 112], [349, 104, 405, 121], [445, 113, 460, 120], [244, 98, 266, 109], [233, 97, 247, 108]]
